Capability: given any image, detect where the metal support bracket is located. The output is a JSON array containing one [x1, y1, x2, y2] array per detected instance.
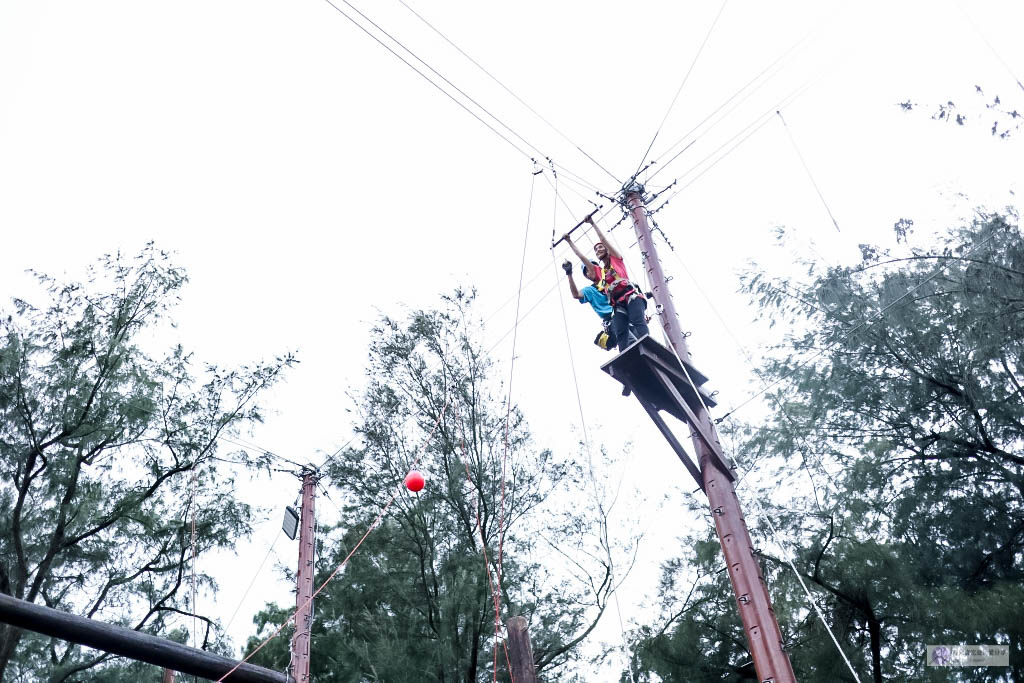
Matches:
[[601, 335, 736, 484]]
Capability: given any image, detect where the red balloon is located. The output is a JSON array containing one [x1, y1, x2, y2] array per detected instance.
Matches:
[[404, 470, 425, 492]]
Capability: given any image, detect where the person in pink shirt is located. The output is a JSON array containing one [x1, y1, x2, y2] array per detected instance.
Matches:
[[563, 215, 649, 352]]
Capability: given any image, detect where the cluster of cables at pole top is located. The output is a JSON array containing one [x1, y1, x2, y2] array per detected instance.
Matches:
[[170, 1, 1022, 681]]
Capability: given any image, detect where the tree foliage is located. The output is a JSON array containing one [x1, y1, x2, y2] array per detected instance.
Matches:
[[899, 84, 1022, 139], [630, 211, 1024, 682], [0, 245, 293, 681], [247, 291, 622, 682]]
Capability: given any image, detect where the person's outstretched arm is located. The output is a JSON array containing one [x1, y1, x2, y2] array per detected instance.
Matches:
[[562, 261, 583, 300], [586, 216, 622, 261], [563, 234, 598, 281]]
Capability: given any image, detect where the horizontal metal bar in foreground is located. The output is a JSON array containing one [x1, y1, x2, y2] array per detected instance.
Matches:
[[0, 593, 288, 683]]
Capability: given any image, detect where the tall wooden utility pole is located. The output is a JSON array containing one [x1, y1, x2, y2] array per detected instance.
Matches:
[[290, 470, 317, 682], [619, 181, 796, 682]]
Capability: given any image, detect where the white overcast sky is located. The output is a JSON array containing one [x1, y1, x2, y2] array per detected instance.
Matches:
[[2, 0, 1022, 672]]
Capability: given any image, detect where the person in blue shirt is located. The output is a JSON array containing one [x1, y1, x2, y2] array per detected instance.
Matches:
[[562, 259, 616, 350]]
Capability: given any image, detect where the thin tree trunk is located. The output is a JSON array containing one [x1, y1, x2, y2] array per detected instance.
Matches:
[[867, 616, 882, 683], [466, 629, 479, 683], [0, 623, 24, 681]]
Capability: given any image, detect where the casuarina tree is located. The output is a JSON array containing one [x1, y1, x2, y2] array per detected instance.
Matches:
[[0, 245, 294, 680], [629, 210, 1024, 682], [246, 290, 627, 682]]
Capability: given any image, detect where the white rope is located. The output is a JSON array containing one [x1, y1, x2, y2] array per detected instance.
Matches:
[[757, 511, 864, 683]]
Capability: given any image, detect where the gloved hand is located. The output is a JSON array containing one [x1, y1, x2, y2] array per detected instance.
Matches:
[[561, 260, 573, 276]]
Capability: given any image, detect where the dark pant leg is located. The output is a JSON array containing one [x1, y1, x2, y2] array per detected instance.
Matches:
[[627, 297, 649, 340], [611, 307, 631, 352]]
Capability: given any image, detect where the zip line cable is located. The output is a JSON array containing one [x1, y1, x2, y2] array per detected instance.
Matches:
[[653, 110, 777, 209], [649, 59, 840, 213], [644, 11, 864, 202], [216, 434, 311, 470], [549, 168, 602, 208], [647, 47, 792, 181], [316, 433, 361, 473], [393, 0, 621, 185], [776, 110, 841, 232], [542, 159, 605, 199], [323, 0, 599, 189], [531, 152, 608, 196], [951, 0, 1024, 93], [223, 528, 283, 635], [632, 0, 729, 179], [646, 4, 847, 184], [216, 396, 450, 682], [321, 0, 534, 163]]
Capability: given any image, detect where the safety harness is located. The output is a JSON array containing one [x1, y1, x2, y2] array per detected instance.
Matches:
[[598, 264, 641, 307]]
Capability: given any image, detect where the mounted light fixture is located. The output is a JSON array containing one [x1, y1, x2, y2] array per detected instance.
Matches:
[[282, 505, 300, 540]]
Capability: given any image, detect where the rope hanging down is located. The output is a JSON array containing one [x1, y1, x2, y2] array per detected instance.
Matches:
[[497, 165, 538, 600], [549, 214, 638, 683], [452, 402, 516, 683]]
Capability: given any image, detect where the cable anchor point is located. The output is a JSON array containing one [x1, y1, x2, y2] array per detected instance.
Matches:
[[619, 179, 647, 205]]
